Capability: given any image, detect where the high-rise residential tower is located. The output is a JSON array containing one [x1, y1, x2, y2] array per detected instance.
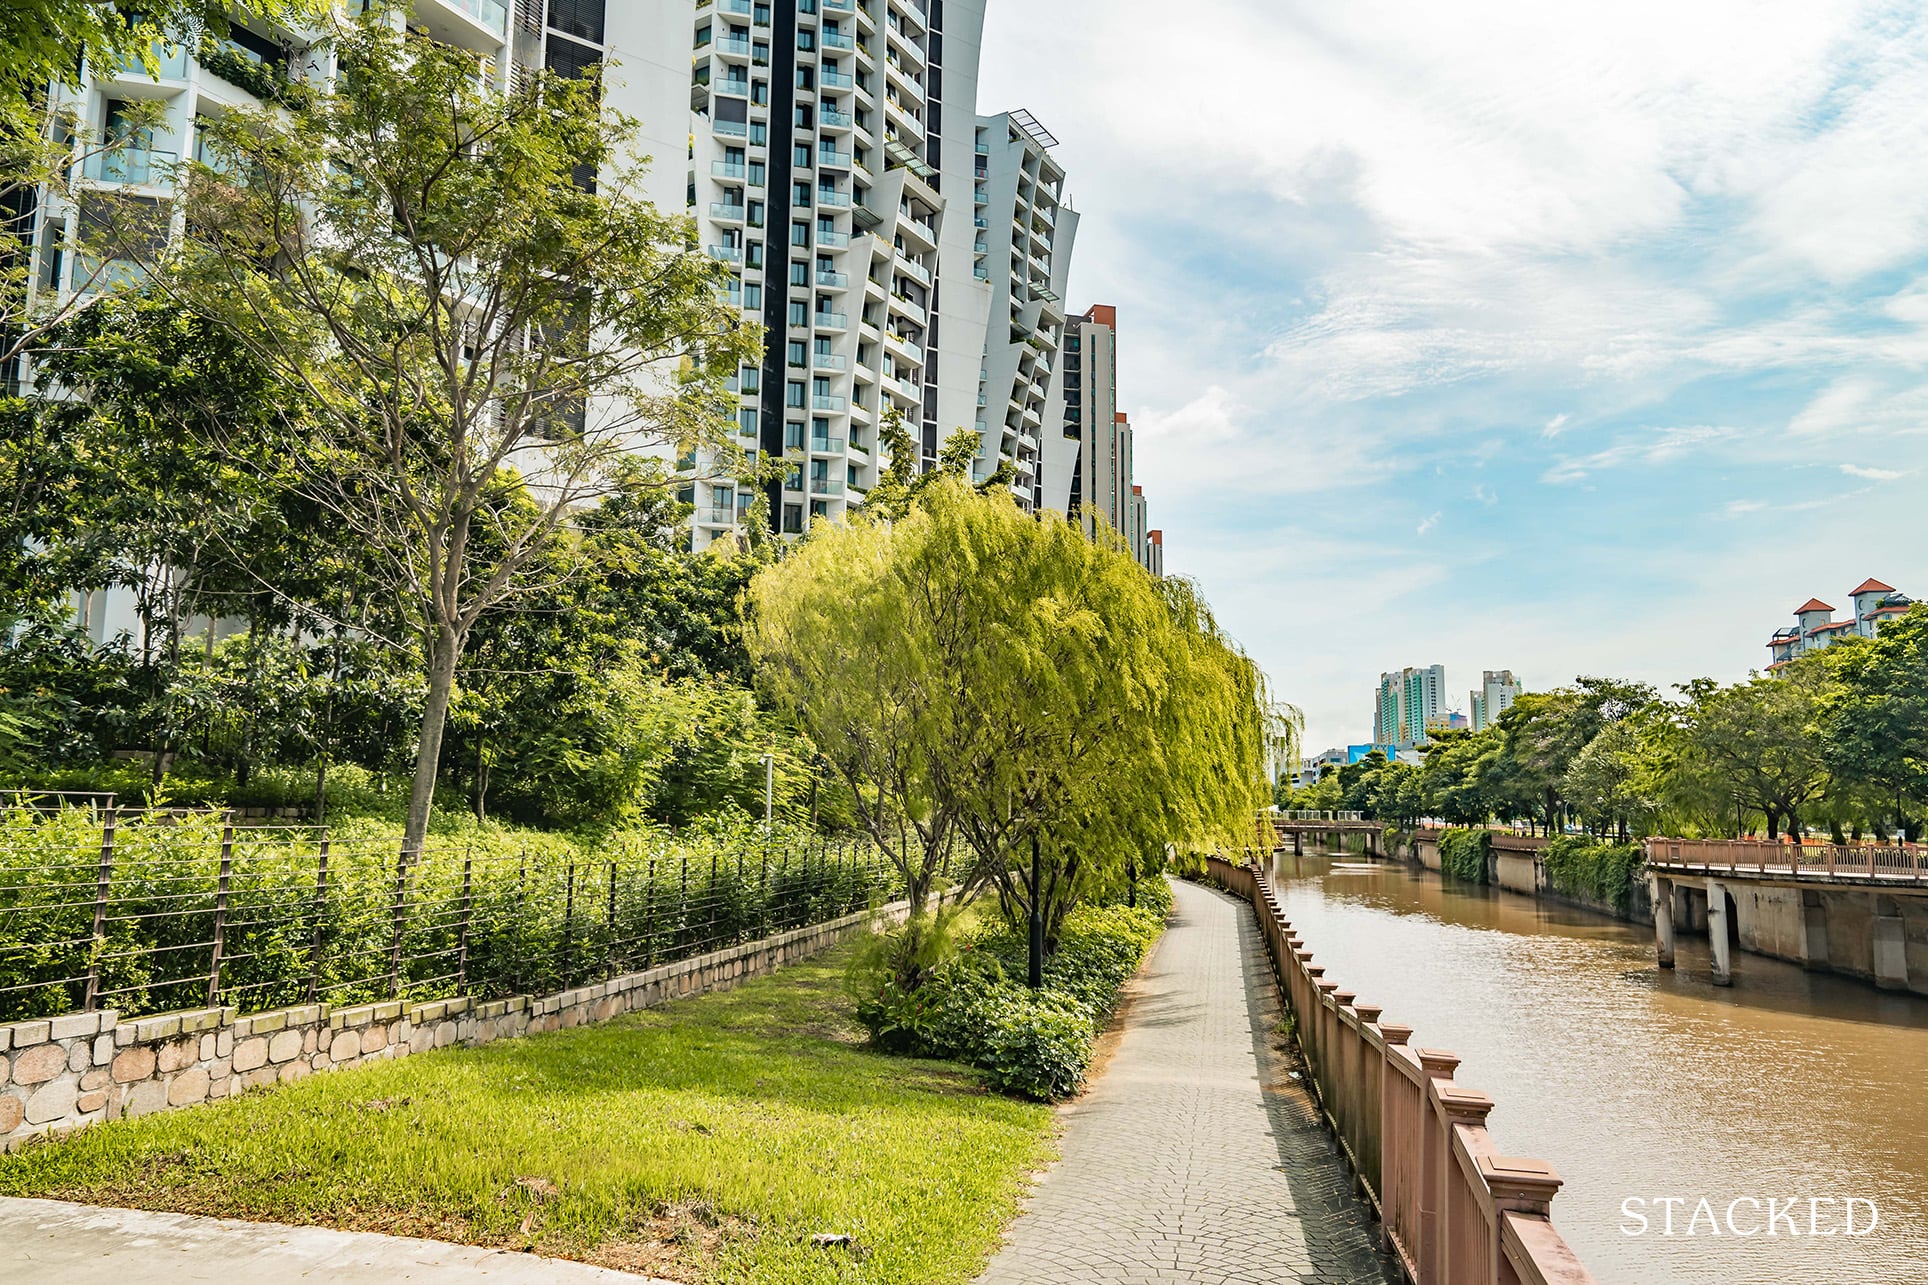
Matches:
[[1470, 670, 1522, 733], [1374, 665, 1446, 749], [969, 109, 1077, 510], [687, 0, 988, 547]]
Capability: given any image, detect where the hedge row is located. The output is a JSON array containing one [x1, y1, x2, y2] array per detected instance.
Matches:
[[853, 878, 1172, 1100], [1437, 828, 1490, 884], [1542, 836, 1646, 914]]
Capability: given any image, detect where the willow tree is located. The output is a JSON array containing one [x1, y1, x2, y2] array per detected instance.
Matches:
[[152, 16, 753, 855], [747, 479, 1267, 954]]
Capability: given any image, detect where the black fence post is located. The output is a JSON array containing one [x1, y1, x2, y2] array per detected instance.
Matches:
[[562, 860, 577, 987], [457, 847, 473, 994], [605, 859, 617, 979], [207, 818, 235, 1009], [306, 829, 330, 1005], [644, 854, 657, 968], [387, 840, 409, 999], [82, 805, 118, 1013]]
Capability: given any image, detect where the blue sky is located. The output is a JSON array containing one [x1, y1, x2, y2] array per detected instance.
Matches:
[[979, 0, 1928, 751]]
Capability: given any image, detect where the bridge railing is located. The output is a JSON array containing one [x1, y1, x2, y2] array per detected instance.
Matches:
[[1647, 838, 1928, 883], [1205, 854, 1593, 1285], [1271, 809, 1368, 823]]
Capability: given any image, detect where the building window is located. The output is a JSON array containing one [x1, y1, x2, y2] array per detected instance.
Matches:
[[791, 220, 810, 246], [788, 300, 808, 326], [782, 503, 803, 533], [785, 380, 805, 408], [787, 339, 807, 366]]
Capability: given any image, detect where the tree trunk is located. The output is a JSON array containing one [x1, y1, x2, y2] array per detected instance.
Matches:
[[403, 624, 461, 859], [1765, 808, 1780, 841]]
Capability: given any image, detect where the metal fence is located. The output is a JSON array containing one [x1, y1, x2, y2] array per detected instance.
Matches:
[[0, 799, 905, 1024]]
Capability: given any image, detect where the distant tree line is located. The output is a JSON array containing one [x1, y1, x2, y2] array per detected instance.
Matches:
[[1282, 616, 1928, 844]]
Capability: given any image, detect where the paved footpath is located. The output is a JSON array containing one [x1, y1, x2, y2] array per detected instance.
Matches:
[[977, 878, 1394, 1285], [0, 1196, 675, 1284]]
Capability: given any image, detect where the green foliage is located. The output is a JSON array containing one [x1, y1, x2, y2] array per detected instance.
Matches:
[[1437, 828, 1490, 884], [0, 943, 1053, 1285], [0, 805, 898, 1022], [0, 0, 317, 94], [1542, 836, 1646, 915], [850, 891, 1167, 1100], [194, 35, 311, 108]]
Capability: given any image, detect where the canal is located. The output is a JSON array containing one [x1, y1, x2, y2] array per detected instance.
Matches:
[[1269, 851, 1928, 1284]]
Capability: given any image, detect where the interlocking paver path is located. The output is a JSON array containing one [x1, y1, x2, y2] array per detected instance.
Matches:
[[977, 878, 1394, 1285]]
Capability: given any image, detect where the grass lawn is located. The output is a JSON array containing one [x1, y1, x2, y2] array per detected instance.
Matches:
[[0, 941, 1055, 1284]]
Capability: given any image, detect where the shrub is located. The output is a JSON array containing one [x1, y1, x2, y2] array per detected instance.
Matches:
[[851, 890, 1168, 1100], [1438, 828, 1491, 884], [1543, 836, 1646, 914]]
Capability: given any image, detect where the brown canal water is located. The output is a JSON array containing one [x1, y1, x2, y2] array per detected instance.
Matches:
[[1269, 852, 1928, 1285]]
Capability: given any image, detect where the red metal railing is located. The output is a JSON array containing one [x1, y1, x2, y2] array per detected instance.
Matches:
[[1646, 838, 1928, 883], [1205, 855, 1593, 1285]]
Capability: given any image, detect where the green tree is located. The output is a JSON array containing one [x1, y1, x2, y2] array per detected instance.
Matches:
[[0, 1, 314, 95], [1560, 720, 1656, 840], [1674, 664, 1832, 840], [1819, 606, 1928, 837], [748, 479, 1266, 954], [163, 16, 754, 856]]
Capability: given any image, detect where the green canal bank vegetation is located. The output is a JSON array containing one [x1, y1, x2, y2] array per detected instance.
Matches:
[[0, 943, 1056, 1285], [1282, 607, 1928, 847]]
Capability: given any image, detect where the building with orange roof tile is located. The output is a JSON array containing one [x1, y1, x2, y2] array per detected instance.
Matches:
[[1766, 580, 1913, 670]]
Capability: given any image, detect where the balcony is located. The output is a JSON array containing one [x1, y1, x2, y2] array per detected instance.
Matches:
[[708, 245, 743, 263], [715, 78, 751, 97], [816, 187, 851, 208], [812, 394, 848, 412], [822, 68, 855, 90], [810, 436, 846, 454], [810, 476, 846, 496], [817, 228, 850, 247], [718, 0, 752, 11], [712, 160, 747, 179], [814, 310, 849, 330], [440, 0, 508, 38], [897, 256, 931, 286], [821, 106, 854, 130], [823, 0, 854, 9], [110, 39, 188, 82], [713, 35, 751, 58], [709, 202, 747, 222], [817, 147, 852, 168], [713, 118, 748, 137], [88, 145, 176, 186], [813, 352, 847, 370], [823, 30, 855, 50], [699, 506, 741, 526], [816, 268, 849, 288]]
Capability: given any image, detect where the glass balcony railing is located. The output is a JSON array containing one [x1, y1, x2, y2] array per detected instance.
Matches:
[[88, 145, 176, 186], [821, 69, 855, 90], [816, 188, 851, 208], [816, 269, 848, 288], [814, 311, 848, 329], [823, 0, 854, 10], [714, 36, 751, 56], [810, 435, 846, 453], [817, 148, 851, 168], [823, 31, 854, 50], [445, 0, 509, 37], [113, 39, 188, 81], [719, 0, 752, 13], [716, 79, 751, 97], [812, 394, 847, 412], [821, 107, 853, 129], [710, 202, 747, 220], [708, 245, 743, 262], [810, 476, 846, 496], [700, 506, 740, 525], [813, 352, 847, 370], [712, 161, 747, 179], [714, 119, 749, 137], [817, 228, 849, 247]]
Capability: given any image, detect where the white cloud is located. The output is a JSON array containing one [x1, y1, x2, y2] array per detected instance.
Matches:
[[1542, 426, 1740, 484], [1840, 463, 1904, 479], [1417, 511, 1442, 535], [1472, 483, 1498, 506], [1543, 413, 1570, 438]]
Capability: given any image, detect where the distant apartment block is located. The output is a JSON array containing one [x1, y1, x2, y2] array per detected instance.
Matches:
[[1373, 665, 1445, 749], [1056, 304, 1160, 575], [1766, 579, 1913, 671], [1470, 669, 1522, 733]]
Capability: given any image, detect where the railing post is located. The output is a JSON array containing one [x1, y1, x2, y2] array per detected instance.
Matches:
[[562, 860, 577, 985], [644, 854, 657, 968], [457, 848, 473, 993], [207, 818, 234, 1009], [387, 840, 409, 999], [306, 829, 330, 1005], [605, 859, 617, 978], [82, 805, 118, 1012]]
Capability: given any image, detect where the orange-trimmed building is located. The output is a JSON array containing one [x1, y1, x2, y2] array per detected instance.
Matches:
[[1766, 580, 1913, 670]]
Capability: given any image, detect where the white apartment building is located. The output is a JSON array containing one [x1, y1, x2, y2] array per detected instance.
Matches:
[[1469, 669, 1521, 733], [687, 0, 989, 545], [26, 0, 688, 645], [1050, 303, 1160, 574], [1766, 579, 1914, 671], [1373, 664, 1445, 749]]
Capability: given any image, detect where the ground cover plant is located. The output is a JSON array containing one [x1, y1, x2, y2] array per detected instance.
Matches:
[[851, 877, 1172, 1100], [0, 942, 1052, 1285]]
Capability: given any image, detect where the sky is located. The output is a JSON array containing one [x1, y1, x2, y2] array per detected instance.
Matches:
[[976, 0, 1928, 753]]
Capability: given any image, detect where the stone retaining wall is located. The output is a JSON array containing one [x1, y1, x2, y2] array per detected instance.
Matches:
[[0, 896, 916, 1151]]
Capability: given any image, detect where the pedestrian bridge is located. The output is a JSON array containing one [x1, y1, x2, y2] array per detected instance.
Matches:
[[1264, 810, 1386, 856], [1646, 839, 1928, 994]]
